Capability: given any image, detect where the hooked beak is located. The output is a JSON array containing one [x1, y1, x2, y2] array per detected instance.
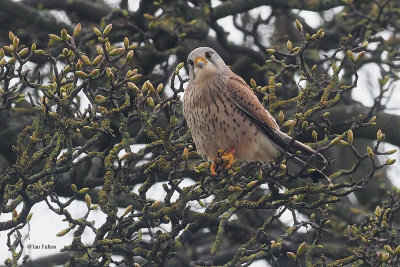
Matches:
[[195, 57, 206, 69]]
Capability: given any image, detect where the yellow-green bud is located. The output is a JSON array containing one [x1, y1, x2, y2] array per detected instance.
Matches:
[[48, 34, 62, 42], [56, 228, 71, 237], [128, 43, 138, 50], [13, 36, 20, 49], [18, 47, 29, 57], [96, 45, 103, 55], [302, 121, 308, 130], [75, 71, 88, 79], [287, 40, 292, 51], [374, 206, 381, 217], [266, 48, 275, 54], [385, 149, 397, 155], [78, 187, 89, 194], [126, 50, 134, 61], [250, 78, 256, 88], [71, 184, 77, 193], [109, 48, 125, 56], [316, 28, 324, 38], [129, 74, 142, 82], [297, 242, 307, 256], [9, 31, 15, 41], [367, 146, 374, 157], [81, 55, 91, 65], [85, 194, 91, 208], [283, 120, 295, 128], [347, 50, 355, 61], [147, 97, 155, 107], [287, 252, 297, 260], [124, 37, 129, 48], [312, 130, 318, 141], [145, 80, 155, 92], [330, 136, 342, 146], [278, 110, 284, 125], [92, 55, 103, 66], [376, 129, 385, 141], [246, 180, 258, 188], [356, 51, 365, 62], [93, 27, 102, 37], [73, 23, 81, 37], [157, 83, 164, 93], [175, 62, 184, 73], [123, 205, 133, 217], [60, 29, 68, 41], [386, 158, 396, 165], [347, 130, 353, 143], [295, 19, 303, 32], [90, 69, 100, 77], [384, 245, 393, 254], [26, 213, 33, 222], [394, 245, 400, 255]]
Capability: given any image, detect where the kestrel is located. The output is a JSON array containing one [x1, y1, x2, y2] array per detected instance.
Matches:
[[183, 47, 329, 183]]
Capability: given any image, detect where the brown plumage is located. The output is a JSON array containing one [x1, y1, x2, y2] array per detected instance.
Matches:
[[183, 47, 329, 183]]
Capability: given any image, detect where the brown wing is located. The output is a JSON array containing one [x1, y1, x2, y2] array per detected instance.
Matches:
[[226, 73, 326, 163]]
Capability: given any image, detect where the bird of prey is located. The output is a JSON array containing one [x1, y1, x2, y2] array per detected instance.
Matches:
[[183, 47, 329, 183]]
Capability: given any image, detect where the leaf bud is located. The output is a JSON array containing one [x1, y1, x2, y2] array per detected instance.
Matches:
[[93, 27, 102, 37], [287, 40, 292, 51], [73, 23, 81, 36], [347, 130, 353, 143], [123, 205, 133, 217], [75, 71, 88, 79], [386, 158, 396, 165], [347, 50, 355, 61], [295, 19, 303, 32], [146, 97, 155, 108], [312, 130, 318, 141], [60, 29, 68, 41], [297, 242, 307, 256], [278, 110, 284, 125], [85, 194, 91, 208], [287, 252, 297, 260], [56, 228, 70, 237], [48, 34, 62, 42]]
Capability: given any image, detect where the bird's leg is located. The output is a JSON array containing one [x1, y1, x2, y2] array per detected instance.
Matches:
[[221, 148, 235, 169]]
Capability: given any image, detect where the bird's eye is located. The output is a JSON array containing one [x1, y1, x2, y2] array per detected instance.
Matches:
[[188, 59, 194, 66], [205, 51, 212, 59]]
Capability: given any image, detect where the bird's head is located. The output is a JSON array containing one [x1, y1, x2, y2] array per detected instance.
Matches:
[[187, 47, 230, 84]]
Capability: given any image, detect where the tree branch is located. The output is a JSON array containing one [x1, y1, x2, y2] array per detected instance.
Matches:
[[0, 0, 72, 33], [212, 0, 365, 20], [22, 0, 109, 23]]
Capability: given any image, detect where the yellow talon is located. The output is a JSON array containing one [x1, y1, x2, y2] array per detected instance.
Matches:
[[211, 162, 217, 176], [221, 148, 235, 169]]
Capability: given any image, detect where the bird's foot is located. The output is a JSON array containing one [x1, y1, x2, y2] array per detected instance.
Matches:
[[221, 148, 235, 169], [210, 148, 235, 175]]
